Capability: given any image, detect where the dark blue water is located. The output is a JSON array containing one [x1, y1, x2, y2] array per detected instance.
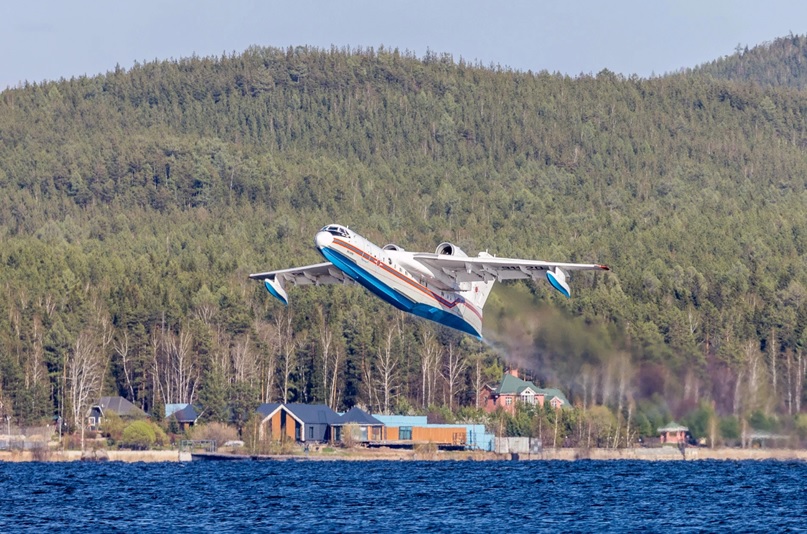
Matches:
[[1, 460, 805, 532]]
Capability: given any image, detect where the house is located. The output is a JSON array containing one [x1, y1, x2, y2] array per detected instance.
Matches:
[[481, 369, 571, 415], [165, 404, 201, 431], [257, 403, 342, 443], [254, 403, 494, 450], [330, 407, 384, 443], [658, 422, 689, 445], [374, 415, 495, 450], [87, 396, 147, 430]]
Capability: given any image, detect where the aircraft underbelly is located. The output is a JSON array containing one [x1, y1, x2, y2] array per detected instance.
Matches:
[[320, 245, 482, 338]]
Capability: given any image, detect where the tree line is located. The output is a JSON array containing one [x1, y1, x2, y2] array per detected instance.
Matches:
[[0, 42, 805, 442]]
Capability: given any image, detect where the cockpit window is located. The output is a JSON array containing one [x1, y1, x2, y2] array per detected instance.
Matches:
[[321, 225, 350, 238]]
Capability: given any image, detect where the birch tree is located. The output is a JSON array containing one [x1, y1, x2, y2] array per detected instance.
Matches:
[[254, 318, 279, 403], [612, 352, 633, 448], [317, 306, 344, 408], [329, 345, 343, 410], [443, 342, 467, 410], [362, 356, 379, 412], [67, 330, 104, 451], [472, 352, 484, 409], [231, 334, 257, 387], [375, 324, 400, 414], [419, 329, 441, 408], [113, 330, 135, 401], [275, 310, 297, 403], [153, 325, 198, 405]]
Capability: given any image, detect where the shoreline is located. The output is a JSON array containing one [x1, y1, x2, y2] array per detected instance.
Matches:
[[2, 447, 807, 463]]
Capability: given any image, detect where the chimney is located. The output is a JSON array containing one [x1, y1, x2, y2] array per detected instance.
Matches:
[[508, 368, 519, 378]]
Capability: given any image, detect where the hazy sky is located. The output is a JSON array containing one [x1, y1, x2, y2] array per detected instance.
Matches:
[[2, 0, 806, 90]]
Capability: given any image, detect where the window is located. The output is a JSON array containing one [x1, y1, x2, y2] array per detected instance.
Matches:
[[505, 397, 512, 406], [399, 426, 412, 440], [321, 225, 349, 238], [308, 426, 314, 439]]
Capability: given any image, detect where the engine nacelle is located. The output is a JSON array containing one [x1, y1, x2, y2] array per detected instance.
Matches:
[[435, 242, 468, 258], [382, 244, 405, 252], [546, 267, 571, 298]]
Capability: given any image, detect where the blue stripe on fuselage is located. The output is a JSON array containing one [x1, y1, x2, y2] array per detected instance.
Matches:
[[319, 246, 481, 339]]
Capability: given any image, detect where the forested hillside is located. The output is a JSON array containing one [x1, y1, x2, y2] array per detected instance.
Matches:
[[1, 43, 805, 441], [693, 33, 807, 89]]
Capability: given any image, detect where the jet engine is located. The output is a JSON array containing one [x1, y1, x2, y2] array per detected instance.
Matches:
[[546, 267, 571, 298], [435, 242, 468, 257], [382, 244, 405, 251]]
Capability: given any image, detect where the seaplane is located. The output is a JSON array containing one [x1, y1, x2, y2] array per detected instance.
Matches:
[[250, 224, 609, 339]]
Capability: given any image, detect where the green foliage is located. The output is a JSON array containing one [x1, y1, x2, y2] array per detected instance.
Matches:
[[682, 401, 716, 440], [692, 34, 807, 90], [719, 416, 741, 440], [748, 411, 779, 432], [505, 408, 534, 438], [585, 406, 618, 447], [0, 41, 805, 430], [794, 414, 807, 439], [120, 420, 156, 450], [153, 424, 169, 447], [101, 412, 126, 444], [426, 405, 456, 424], [229, 382, 260, 434]]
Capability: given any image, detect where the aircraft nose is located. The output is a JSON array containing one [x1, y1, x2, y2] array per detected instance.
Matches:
[[315, 231, 333, 249]]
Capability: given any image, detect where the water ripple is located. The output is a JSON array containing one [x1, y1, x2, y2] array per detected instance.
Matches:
[[0, 459, 805, 532]]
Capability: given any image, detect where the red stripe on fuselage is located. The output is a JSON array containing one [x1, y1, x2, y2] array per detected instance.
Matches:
[[331, 238, 483, 322]]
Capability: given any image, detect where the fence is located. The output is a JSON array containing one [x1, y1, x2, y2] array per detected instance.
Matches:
[[494, 437, 543, 454], [0, 425, 52, 451], [179, 439, 217, 453]]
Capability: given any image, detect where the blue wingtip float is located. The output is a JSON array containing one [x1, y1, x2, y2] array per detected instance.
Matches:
[[545, 267, 571, 298]]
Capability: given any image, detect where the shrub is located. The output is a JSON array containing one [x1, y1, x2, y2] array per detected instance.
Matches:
[[190, 422, 238, 448], [101, 412, 125, 444], [341, 423, 360, 448], [749, 411, 778, 432], [121, 421, 156, 450], [413, 442, 437, 459], [794, 414, 807, 440], [241, 413, 263, 452], [719, 416, 741, 441], [153, 425, 168, 447]]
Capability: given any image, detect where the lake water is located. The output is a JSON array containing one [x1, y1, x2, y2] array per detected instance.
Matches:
[[1, 459, 805, 532]]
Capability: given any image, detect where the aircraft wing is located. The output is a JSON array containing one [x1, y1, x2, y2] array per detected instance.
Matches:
[[412, 253, 609, 284], [249, 262, 353, 285], [249, 262, 354, 305]]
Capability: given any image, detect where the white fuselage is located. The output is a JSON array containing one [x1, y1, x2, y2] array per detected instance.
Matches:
[[314, 228, 484, 338]]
